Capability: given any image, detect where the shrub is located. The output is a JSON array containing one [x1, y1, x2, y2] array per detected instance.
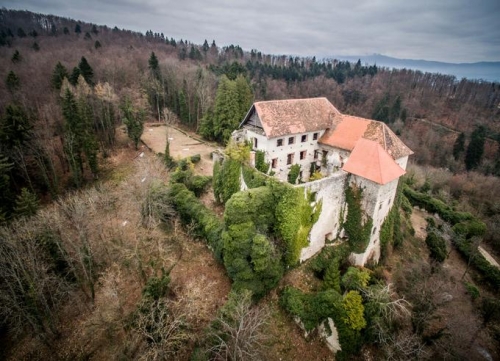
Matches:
[[464, 282, 480, 300], [453, 220, 487, 239], [169, 183, 224, 260], [425, 231, 447, 263], [142, 270, 171, 300], [255, 150, 270, 174], [341, 267, 371, 291], [242, 164, 267, 189], [287, 164, 301, 184]]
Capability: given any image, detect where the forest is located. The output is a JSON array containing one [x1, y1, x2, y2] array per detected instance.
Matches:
[[1, 8, 500, 361]]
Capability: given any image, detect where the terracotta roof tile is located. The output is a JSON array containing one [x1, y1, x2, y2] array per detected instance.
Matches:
[[251, 98, 342, 138], [342, 139, 406, 185], [318, 114, 413, 159], [318, 115, 369, 151]]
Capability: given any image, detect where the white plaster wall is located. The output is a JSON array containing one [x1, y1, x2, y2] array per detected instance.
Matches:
[[298, 171, 348, 261], [349, 176, 400, 266], [395, 155, 409, 171], [245, 129, 325, 182]]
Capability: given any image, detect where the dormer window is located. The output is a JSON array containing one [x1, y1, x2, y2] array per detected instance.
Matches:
[[277, 139, 283, 147], [288, 137, 295, 145], [313, 132, 319, 140]]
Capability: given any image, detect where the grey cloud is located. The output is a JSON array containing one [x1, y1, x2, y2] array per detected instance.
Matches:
[[3, 0, 500, 62]]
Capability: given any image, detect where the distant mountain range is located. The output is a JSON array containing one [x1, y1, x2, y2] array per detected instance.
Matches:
[[332, 54, 500, 82]]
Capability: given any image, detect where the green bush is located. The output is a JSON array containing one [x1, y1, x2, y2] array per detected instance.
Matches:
[[455, 238, 500, 288], [453, 220, 487, 239], [213, 157, 241, 204], [425, 231, 447, 263], [341, 267, 371, 291], [255, 150, 270, 174], [222, 222, 283, 299], [169, 183, 224, 260], [403, 185, 473, 225], [273, 181, 322, 266], [464, 282, 480, 300], [142, 270, 170, 300], [287, 164, 301, 184], [242, 164, 267, 189]]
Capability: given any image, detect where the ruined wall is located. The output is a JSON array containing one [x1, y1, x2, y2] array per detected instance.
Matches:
[[298, 171, 348, 261]]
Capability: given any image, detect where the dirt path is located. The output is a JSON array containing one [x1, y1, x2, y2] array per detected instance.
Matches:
[[141, 124, 221, 176], [410, 207, 428, 240]]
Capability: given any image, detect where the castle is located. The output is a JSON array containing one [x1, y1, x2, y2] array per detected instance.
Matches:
[[232, 97, 413, 265]]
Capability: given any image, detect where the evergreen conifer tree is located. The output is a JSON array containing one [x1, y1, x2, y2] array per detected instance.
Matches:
[[78, 57, 94, 85], [14, 187, 39, 218], [6, 71, 20, 93], [75, 24, 81, 33], [17, 28, 26, 38], [52, 62, 69, 90], [11, 50, 21, 63], [465, 126, 486, 170], [120, 98, 145, 150], [453, 132, 465, 160], [70, 67, 81, 86]]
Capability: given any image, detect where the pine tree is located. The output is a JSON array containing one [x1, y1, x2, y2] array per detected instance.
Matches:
[[235, 75, 253, 117], [212, 75, 240, 143], [6, 71, 20, 93], [62, 88, 84, 186], [63, 27, 69, 35], [70, 67, 81, 86], [453, 132, 465, 160], [202, 39, 209, 52], [32, 41, 40, 51], [1, 104, 32, 149], [91, 25, 98, 35], [84, 32, 92, 40], [52, 62, 69, 90], [465, 126, 486, 171], [75, 24, 81, 33], [120, 98, 145, 150], [14, 187, 39, 218], [323, 258, 341, 293], [0, 154, 13, 221], [148, 52, 161, 80], [78, 57, 94, 85], [94, 40, 101, 49], [11, 50, 21, 63], [17, 27, 27, 38]]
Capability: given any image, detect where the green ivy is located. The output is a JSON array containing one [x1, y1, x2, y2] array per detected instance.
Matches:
[[272, 181, 322, 266], [242, 164, 267, 189], [344, 184, 372, 254], [287, 164, 301, 184], [255, 150, 270, 174]]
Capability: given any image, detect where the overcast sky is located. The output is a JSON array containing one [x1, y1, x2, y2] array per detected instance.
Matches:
[[3, 0, 500, 63]]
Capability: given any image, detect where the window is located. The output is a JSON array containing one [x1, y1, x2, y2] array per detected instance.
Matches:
[[287, 153, 294, 165], [300, 150, 306, 160], [314, 150, 319, 159], [313, 132, 319, 140], [301, 134, 307, 142], [253, 138, 258, 149], [277, 138, 283, 147], [288, 136, 295, 145], [271, 158, 278, 168]]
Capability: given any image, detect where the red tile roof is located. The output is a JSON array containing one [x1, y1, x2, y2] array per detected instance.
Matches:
[[318, 114, 413, 159], [342, 138, 406, 185], [250, 98, 342, 138]]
